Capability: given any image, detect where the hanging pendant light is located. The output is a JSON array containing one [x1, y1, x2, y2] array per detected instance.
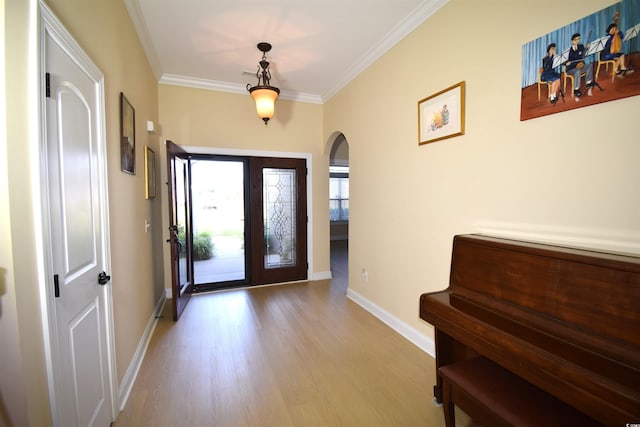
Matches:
[[246, 42, 280, 125]]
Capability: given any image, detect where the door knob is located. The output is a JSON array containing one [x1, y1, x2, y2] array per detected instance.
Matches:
[[98, 271, 111, 285]]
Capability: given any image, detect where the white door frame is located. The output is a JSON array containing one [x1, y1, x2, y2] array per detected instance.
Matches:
[[180, 145, 318, 281], [38, 2, 117, 424]]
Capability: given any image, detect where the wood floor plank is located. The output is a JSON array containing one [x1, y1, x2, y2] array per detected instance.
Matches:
[[112, 267, 472, 426]]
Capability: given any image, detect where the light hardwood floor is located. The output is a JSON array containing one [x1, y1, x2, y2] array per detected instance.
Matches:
[[112, 242, 471, 426]]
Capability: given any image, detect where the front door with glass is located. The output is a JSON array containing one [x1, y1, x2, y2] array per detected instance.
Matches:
[[166, 148, 308, 302], [250, 157, 308, 285]]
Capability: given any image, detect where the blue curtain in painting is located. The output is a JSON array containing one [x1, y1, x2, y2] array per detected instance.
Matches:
[[522, 0, 640, 88]]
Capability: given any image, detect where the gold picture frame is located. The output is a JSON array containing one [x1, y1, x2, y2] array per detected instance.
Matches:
[[418, 81, 465, 145], [144, 146, 156, 199]]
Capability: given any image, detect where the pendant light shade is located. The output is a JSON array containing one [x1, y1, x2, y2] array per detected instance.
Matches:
[[249, 87, 279, 122], [246, 42, 280, 125]]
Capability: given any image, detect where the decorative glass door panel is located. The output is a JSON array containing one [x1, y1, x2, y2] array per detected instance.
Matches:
[[263, 168, 297, 269]]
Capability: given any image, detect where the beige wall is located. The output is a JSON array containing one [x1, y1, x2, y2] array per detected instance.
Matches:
[[3, 0, 162, 424], [3, 1, 52, 425], [45, 0, 164, 393], [2, 1, 32, 425], [158, 84, 329, 287], [324, 0, 640, 341]]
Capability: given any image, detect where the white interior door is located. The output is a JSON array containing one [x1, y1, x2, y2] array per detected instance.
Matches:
[[42, 5, 115, 426]]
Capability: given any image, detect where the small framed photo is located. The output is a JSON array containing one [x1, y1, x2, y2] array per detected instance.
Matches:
[[144, 146, 156, 199], [120, 92, 135, 174], [418, 81, 465, 145]]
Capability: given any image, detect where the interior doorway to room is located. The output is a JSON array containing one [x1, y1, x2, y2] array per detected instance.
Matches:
[[329, 134, 349, 292], [166, 147, 308, 305]]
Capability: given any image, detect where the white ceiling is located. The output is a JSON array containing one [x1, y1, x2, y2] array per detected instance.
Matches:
[[124, 0, 447, 103]]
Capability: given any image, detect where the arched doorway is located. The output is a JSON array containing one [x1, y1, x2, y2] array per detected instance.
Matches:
[[329, 133, 349, 292]]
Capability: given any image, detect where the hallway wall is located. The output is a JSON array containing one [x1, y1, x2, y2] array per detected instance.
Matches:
[[324, 0, 640, 345], [3, 0, 162, 424], [44, 0, 164, 392]]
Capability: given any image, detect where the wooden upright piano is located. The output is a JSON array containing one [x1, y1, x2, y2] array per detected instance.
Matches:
[[419, 234, 640, 426]]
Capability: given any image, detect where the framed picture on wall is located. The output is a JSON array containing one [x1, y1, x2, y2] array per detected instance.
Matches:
[[520, 0, 640, 121], [145, 146, 156, 199], [120, 92, 135, 174], [418, 81, 465, 145]]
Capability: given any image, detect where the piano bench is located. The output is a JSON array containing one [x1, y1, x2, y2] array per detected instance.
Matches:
[[438, 357, 603, 427]]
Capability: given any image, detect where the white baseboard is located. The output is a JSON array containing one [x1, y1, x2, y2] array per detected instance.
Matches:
[[311, 270, 332, 281], [346, 288, 435, 358], [118, 293, 166, 411]]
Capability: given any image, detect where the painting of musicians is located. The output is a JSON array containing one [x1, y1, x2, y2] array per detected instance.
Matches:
[[520, 0, 639, 121]]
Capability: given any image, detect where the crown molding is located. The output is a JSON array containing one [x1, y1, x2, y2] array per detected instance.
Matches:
[[132, 0, 448, 104], [159, 74, 323, 104], [322, 0, 448, 102], [123, 0, 162, 80]]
